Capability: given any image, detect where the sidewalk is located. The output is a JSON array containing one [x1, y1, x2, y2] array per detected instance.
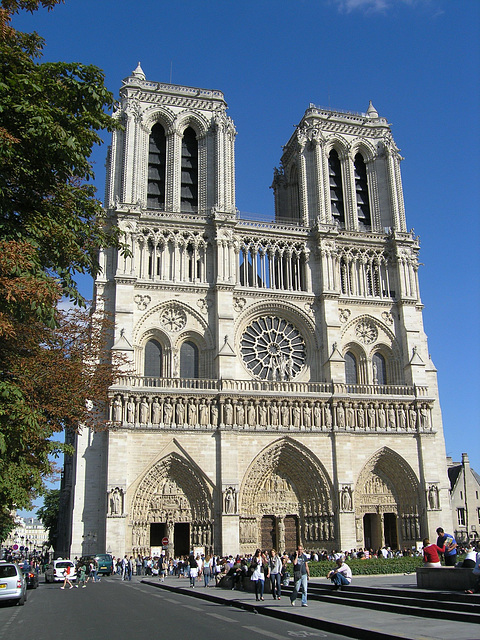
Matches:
[[139, 574, 479, 640]]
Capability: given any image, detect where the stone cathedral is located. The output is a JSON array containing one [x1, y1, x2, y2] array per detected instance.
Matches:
[[68, 64, 453, 559]]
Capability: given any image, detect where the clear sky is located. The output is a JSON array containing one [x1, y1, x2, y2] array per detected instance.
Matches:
[[12, 0, 480, 489]]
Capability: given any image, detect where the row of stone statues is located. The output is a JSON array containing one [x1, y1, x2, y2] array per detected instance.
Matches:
[[111, 394, 432, 431]]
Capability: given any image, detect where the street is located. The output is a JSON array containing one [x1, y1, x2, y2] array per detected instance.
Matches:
[[0, 575, 346, 640]]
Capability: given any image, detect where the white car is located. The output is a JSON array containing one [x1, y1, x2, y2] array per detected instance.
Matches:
[[0, 561, 27, 605], [45, 559, 76, 583]]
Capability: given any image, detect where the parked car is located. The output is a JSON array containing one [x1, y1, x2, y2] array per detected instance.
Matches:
[[44, 559, 76, 583], [0, 560, 27, 605], [95, 554, 113, 576], [23, 565, 39, 589]]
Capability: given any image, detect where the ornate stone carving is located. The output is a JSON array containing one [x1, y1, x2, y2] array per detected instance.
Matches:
[[109, 487, 124, 516], [381, 311, 394, 325], [340, 485, 353, 512], [223, 486, 238, 514], [233, 297, 246, 312], [160, 305, 187, 332], [339, 308, 351, 323], [427, 484, 440, 510], [355, 319, 378, 344], [134, 294, 151, 310]]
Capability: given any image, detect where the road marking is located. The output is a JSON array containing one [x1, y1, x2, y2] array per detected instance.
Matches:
[[183, 604, 203, 611], [206, 612, 239, 622], [164, 597, 179, 603], [242, 627, 288, 640]]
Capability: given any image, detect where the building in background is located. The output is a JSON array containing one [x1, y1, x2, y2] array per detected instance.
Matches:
[[4, 517, 49, 555], [68, 65, 453, 558], [448, 453, 480, 544]]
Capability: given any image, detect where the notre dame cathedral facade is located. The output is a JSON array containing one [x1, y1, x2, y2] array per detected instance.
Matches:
[[68, 64, 453, 558]]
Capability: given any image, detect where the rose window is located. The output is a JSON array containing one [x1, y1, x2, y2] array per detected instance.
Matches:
[[241, 316, 305, 380], [355, 320, 377, 344], [160, 306, 187, 332]]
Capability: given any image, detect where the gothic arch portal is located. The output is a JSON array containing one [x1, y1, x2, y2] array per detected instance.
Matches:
[[239, 438, 336, 553], [130, 452, 214, 555], [354, 447, 423, 551]]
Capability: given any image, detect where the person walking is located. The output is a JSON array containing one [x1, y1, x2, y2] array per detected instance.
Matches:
[[327, 556, 352, 590], [60, 564, 74, 590], [250, 549, 268, 601], [203, 555, 212, 587], [290, 545, 310, 607], [188, 552, 198, 588], [77, 563, 87, 588], [269, 549, 282, 600]]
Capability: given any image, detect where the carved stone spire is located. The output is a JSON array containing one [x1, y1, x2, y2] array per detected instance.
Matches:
[[132, 62, 145, 80]]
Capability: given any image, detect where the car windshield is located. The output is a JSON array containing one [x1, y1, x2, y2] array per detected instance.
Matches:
[[0, 566, 17, 578]]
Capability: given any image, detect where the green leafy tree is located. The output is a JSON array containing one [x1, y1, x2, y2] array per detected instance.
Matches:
[[36, 488, 60, 548], [0, 1, 126, 537]]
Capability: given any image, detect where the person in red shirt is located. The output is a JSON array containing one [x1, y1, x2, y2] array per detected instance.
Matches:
[[422, 537, 445, 567]]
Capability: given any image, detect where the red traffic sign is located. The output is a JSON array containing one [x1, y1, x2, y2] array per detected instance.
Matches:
[[162, 537, 169, 546]]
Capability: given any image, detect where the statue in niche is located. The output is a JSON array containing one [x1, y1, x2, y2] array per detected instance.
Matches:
[[357, 406, 365, 429], [236, 403, 245, 426], [176, 399, 185, 425], [324, 404, 332, 428], [164, 399, 173, 425], [303, 404, 312, 428], [281, 403, 289, 426], [428, 485, 439, 510], [152, 398, 161, 424], [259, 402, 267, 426], [139, 398, 149, 423], [336, 404, 345, 428], [367, 404, 376, 430], [199, 399, 209, 425], [346, 404, 355, 428], [314, 403, 322, 427], [378, 405, 386, 430], [224, 487, 236, 514], [292, 403, 301, 427], [127, 397, 135, 423], [188, 399, 197, 425], [340, 486, 352, 511], [398, 406, 406, 430], [110, 487, 122, 515], [420, 406, 429, 429], [270, 403, 279, 426], [211, 404, 218, 426], [409, 406, 417, 430], [224, 400, 233, 425], [387, 406, 396, 430], [247, 402, 256, 426], [373, 360, 379, 384], [113, 396, 122, 422]]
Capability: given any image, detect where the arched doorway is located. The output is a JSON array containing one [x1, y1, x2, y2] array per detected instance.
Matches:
[[354, 448, 422, 551], [240, 438, 335, 554], [131, 453, 213, 557]]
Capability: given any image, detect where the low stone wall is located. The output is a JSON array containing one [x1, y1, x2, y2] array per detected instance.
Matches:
[[416, 566, 477, 590]]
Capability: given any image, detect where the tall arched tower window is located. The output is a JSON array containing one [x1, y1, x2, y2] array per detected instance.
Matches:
[[181, 127, 198, 212], [372, 352, 387, 385], [144, 339, 162, 378], [354, 153, 371, 228], [147, 123, 166, 210], [328, 149, 345, 225], [345, 351, 358, 384], [180, 340, 199, 378]]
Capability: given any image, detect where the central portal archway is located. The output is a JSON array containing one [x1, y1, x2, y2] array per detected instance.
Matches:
[[240, 438, 335, 554]]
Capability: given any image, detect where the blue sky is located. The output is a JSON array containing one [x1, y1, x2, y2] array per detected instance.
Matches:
[[12, 0, 479, 499]]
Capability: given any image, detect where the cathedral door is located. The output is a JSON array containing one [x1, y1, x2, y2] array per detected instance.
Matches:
[[363, 513, 381, 550], [284, 515, 298, 553], [150, 523, 166, 547], [383, 513, 398, 548], [261, 516, 276, 550], [174, 523, 190, 556]]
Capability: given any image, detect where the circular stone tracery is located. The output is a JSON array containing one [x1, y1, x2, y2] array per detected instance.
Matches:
[[241, 316, 306, 380]]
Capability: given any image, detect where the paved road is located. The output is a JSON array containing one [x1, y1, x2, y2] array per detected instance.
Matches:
[[0, 575, 346, 640]]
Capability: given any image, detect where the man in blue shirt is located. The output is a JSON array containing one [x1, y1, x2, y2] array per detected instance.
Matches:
[[436, 527, 457, 566]]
